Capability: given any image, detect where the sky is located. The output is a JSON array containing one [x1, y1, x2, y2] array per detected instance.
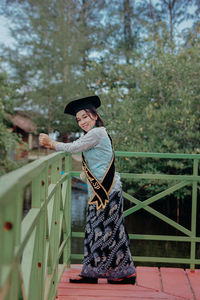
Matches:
[[0, 15, 15, 47]]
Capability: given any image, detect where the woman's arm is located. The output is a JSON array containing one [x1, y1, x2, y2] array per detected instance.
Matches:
[[39, 128, 101, 153]]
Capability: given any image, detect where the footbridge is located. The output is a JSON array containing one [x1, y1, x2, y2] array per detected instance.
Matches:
[[0, 151, 199, 300]]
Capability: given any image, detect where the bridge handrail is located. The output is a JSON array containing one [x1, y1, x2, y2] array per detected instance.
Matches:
[[0, 151, 72, 300], [0, 151, 199, 300], [115, 151, 200, 159], [0, 152, 61, 201], [71, 151, 200, 269]]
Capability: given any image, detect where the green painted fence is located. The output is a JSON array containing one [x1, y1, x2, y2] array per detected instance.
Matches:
[[0, 152, 72, 300], [0, 151, 200, 300]]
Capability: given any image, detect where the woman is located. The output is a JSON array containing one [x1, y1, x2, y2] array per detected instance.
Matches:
[[39, 96, 136, 284]]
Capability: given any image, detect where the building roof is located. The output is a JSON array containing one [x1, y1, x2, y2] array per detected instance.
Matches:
[[8, 112, 37, 134]]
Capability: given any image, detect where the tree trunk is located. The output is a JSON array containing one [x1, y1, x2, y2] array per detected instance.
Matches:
[[123, 0, 132, 64], [82, 0, 87, 71], [62, 0, 71, 83], [149, 0, 156, 36], [168, 0, 176, 52], [169, 0, 173, 45]]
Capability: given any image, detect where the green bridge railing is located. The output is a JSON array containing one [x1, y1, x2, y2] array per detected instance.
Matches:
[[0, 151, 199, 300]]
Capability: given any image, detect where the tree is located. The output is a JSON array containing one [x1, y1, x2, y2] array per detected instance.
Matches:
[[0, 0, 106, 138], [0, 68, 24, 175], [0, 0, 199, 144], [156, 0, 194, 50]]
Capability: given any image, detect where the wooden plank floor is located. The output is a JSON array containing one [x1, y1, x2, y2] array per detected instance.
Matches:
[[56, 265, 200, 300]]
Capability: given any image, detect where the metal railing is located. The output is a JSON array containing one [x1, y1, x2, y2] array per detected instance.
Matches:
[[0, 152, 72, 300], [71, 152, 200, 269], [0, 151, 199, 300]]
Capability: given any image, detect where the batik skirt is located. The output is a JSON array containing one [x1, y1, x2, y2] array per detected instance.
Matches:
[[80, 189, 136, 279]]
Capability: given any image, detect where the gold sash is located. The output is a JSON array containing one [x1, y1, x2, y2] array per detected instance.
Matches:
[[82, 135, 115, 210]]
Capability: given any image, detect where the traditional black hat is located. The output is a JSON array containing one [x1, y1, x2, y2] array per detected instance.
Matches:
[[64, 96, 101, 116]]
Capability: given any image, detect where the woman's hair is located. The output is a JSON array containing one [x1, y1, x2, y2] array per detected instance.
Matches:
[[85, 107, 104, 127]]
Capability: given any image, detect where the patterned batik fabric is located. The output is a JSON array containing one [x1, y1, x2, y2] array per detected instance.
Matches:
[[80, 189, 136, 279]]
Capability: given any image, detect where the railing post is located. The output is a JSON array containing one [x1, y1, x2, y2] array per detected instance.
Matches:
[[190, 159, 198, 270], [2, 189, 23, 300], [21, 167, 48, 300], [47, 159, 62, 299], [64, 154, 72, 268]]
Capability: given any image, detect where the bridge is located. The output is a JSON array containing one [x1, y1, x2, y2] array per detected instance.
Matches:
[[0, 151, 200, 300]]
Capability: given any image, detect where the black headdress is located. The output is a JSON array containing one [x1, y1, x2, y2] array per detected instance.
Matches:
[[64, 96, 101, 116]]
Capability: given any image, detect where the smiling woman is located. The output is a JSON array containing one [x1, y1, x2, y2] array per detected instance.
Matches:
[[76, 110, 97, 132], [39, 95, 136, 285], [76, 108, 104, 133]]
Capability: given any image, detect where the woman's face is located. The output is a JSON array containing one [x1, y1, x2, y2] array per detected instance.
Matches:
[[76, 109, 97, 132]]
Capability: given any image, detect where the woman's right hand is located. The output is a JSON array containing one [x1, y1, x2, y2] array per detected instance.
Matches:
[[39, 133, 51, 148]]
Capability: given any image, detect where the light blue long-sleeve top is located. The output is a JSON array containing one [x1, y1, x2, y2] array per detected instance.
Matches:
[[55, 127, 121, 198]]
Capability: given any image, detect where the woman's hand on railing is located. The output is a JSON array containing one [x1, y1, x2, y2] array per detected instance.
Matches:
[[39, 133, 57, 150]]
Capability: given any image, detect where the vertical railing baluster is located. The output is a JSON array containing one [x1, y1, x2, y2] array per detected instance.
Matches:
[[55, 158, 62, 295], [190, 158, 198, 270], [2, 194, 17, 300], [65, 154, 72, 268], [32, 176, 41, 207], [37, 167, 48, 300], [3, 197, 16, 265], [14, 190, 23, 300], [61, 158, 68, 264], [27, 167, 47, 300], [28, 173, 41, 300], [50, 161, 58, 266], [47, 158, 62, 300], [0, 205, 3, 287], [7, 189, 23, 300]]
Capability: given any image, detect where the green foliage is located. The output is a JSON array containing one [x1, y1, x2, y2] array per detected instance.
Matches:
[[0, 69, 24, 175], [106, 46, 200, 156], [82, 28, 200, 204], [0, 0, 106, 137]]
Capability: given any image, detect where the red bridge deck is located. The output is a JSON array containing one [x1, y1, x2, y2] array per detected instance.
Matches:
[[57, 265, 200, 300]]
